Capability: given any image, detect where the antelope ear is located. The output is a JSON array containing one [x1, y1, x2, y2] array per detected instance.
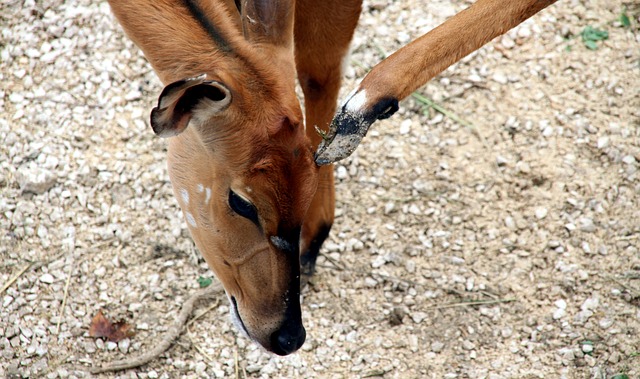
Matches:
[[150, 74, 232, 138]]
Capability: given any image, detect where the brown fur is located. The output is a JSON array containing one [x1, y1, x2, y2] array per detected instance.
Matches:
[[107, 0, 556, 355]]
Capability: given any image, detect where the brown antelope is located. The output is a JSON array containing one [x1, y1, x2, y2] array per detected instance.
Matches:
[[107, 0, 556, 355]]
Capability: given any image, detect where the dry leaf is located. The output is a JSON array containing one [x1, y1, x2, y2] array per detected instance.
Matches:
[[89, 310, 135, 342]]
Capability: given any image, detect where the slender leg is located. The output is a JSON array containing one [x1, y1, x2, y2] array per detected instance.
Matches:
[[294, 0, 363, 278], [315, 0, 557, 164]]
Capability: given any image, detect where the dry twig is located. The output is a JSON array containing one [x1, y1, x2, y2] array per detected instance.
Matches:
[[0, 263, 31, 296], [55, 262, 75, 335], [90, 282, 223, 374], [427, 298, 515, 310]]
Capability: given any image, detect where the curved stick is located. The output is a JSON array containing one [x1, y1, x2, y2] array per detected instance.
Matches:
[[89, 283, 223, 374]]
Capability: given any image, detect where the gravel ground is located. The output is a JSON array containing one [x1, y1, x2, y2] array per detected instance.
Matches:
[[1, 0, 639, 378]]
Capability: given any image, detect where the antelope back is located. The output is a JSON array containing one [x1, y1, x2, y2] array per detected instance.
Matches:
[[108, 0, 317, 355]]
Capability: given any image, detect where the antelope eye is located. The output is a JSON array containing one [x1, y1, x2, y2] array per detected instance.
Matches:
[[228, 190, 259, 226]]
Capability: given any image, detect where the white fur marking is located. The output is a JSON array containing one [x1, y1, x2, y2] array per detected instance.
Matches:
[[345, 89, 367, 113], [270, 236, 293, 252], [186, 212, 197, 228], [180, 188, 189, 205], [196, 183, 204, 193], [205, 188, 212, 205]]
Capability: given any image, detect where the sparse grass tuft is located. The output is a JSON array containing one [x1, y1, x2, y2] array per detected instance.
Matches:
[[581, 26, 609, 50], [197, 276, 213, 288]]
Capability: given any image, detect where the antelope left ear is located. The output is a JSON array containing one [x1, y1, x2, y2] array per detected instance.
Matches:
[[150, 74, 232, 138]]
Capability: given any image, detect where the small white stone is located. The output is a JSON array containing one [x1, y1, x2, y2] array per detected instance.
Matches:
[[431, 341, 444, 353], [534, 207, 548, 220], [492, 71, 508, 84], [364, 277, 378, 287], [94, 266, 106, 277], [504, 216, 516, 229], [462, 340, 476, 350], [596, 137, 609, 149], [411, 312, 428, 324], [554, 299, 567, 309], [399, 119, 412, 134], [118, 338, 130, 354], [581, 297, 599, 311], [195, 361, 207, 374], [599, 318, 613, 329], [578, 217, 596, 233], [147, 370, 158, 379], [517, 25, 532, 38], [582, 344, 593, 354], [553, 308, 565, 320], [39, 273, 54, 284], [336, 165, 348, 179]]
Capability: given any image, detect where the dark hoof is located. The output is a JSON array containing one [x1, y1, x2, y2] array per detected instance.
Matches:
[[300, 224, 332, 288]]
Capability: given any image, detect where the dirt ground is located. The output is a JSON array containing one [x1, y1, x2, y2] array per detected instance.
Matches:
[[1, 0, 639, 378]]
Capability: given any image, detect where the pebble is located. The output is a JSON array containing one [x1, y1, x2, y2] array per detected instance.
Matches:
[[598, 318, 614, 329], [431, 341, 444, 353], [492, 71, 508, 84], [400, 119, 412, 134], [596, 136, 609, 149], [336, 165, 348, 179], [581, 297, 599, 311], [411, 312, 428, 324], [83, 341, 96, 353], [462, 340, 476, 350], [118, 338, 130, 354], [578, 217, 596, 233], [15, 166, 57, 195], [195, 361, 207, 374], [534, 207, 548, 220], [622, 155, 636, 164], [39, 273, 55, 284]]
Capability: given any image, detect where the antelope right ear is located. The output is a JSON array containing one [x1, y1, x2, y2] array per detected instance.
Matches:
[[150, 74, 232, 138]]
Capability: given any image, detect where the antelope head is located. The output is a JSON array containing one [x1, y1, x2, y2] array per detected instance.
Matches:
[[108, 0, 318, 355]]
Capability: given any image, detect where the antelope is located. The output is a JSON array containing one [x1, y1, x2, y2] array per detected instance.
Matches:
[[107, 0, 556, 355]]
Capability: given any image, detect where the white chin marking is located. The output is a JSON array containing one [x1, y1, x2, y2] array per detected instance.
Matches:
[[228, 295, 250, 339], [345, 89, 367, 114]]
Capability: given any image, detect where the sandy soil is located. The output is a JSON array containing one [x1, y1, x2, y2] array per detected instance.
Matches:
[[1, 0, 639, 378]]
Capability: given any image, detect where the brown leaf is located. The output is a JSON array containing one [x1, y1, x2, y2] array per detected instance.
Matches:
[[89, 310, 135, 342]]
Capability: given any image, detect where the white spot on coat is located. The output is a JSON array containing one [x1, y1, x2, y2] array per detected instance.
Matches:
[[205, 188, 211, 205], [180, 188, 189, 205], [196, 183, 204, 193], [270, 236, 294, 252], [186, 212, 197, 228]]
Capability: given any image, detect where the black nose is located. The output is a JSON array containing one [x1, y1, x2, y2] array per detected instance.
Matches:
[[270, 322, 306, 356]]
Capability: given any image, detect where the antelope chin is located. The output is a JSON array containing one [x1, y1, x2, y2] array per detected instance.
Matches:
[[229, 296, 250, 339]]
